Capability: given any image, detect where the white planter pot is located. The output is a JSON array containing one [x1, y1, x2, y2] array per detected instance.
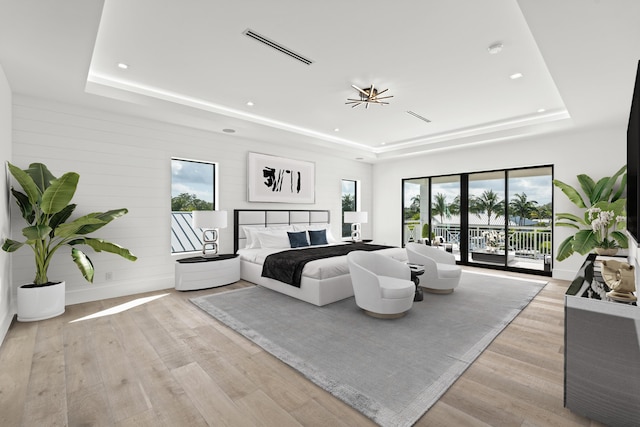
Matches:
[[17, 281, 66, 322]]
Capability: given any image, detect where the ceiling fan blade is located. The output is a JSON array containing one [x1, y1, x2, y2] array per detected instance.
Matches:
[[352, 85, 369, 97]]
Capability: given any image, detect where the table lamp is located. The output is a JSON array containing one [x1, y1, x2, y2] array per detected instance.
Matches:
[[192, 210, 228, 257], [344, 211, 368, 242]]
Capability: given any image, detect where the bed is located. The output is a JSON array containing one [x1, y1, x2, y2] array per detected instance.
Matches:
[[234, 209, 407, 306]]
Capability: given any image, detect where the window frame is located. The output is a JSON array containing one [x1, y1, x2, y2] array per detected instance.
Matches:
[[170, 157, 219, 255], [341, 179, 360, 239]]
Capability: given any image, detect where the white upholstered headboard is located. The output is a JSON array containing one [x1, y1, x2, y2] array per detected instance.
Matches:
[[234, 209, 331, 252]]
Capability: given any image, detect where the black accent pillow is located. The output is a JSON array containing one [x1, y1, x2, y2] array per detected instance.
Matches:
[[287, 231, 309, 248], [308, 229, 328, 245]]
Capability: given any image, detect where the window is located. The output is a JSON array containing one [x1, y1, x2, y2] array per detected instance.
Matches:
[[342, 179, 358, 238], [171, 158, 217, 254]]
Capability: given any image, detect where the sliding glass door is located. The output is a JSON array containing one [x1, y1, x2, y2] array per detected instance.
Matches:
[[431, 176, 461, 261], [402, 178, 429, 246], [468, 171, 506, 266], [402, 165, 553, 275], [507, 167, 553, 272]]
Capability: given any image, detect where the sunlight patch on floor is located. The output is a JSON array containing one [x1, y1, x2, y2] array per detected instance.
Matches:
[[70, 293, 170, 323]]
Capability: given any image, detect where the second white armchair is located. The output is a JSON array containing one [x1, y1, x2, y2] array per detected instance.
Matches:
[[405, 243, 462, 294]]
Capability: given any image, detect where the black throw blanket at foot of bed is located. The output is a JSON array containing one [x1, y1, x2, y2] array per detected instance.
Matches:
[[261, 242, 393, 287]]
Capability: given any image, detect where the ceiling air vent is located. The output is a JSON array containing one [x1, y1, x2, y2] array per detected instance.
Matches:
[[406, 111, 432, 123], [243, 29, 314, 65]]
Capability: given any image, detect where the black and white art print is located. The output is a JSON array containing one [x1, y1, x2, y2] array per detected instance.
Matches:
[[247, 152, 315, 203]]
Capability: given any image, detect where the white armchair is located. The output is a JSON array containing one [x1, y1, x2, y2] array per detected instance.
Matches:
[[347, 251, 415, 318], [405, 243, 462, 294]]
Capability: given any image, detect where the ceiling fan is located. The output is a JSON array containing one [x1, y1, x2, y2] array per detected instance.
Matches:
[[345, 84, 393, 109]]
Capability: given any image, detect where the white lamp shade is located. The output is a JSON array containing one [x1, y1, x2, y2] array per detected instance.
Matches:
[[192, 210, 228, 229], [344, 211, 368, 223]]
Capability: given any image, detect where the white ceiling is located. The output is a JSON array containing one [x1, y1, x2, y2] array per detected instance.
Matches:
[[1, 0, 639, 162]]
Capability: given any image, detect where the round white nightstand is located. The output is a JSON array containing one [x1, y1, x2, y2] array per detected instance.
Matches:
[[175, 254, 240, 291]]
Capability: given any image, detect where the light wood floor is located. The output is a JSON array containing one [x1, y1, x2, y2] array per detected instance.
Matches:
[[0, 269, 606, 427]]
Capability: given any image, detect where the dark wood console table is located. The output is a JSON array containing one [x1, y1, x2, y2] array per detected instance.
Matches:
[[564, 253, 640, 426]]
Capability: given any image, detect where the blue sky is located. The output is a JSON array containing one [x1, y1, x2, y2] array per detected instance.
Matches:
[[404, 174, 552, 208], [171, 159, 214, 202]]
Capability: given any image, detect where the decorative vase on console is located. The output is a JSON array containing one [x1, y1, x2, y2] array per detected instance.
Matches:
[[590, 207, 625, 257]]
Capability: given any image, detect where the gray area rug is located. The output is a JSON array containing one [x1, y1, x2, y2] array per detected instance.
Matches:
[[191, 271, 546, 427]]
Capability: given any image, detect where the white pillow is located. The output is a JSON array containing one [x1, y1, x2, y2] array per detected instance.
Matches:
[[243, 225, 292, 248], [256, 229, 292, 249], [293, 223, 339, 243]]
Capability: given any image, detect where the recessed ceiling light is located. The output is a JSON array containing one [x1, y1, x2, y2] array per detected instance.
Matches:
[[537, 108, 546, 113], [380, 142, 386, 146], [487, 43, 503, 54], [510, 72, 523, 80], [246, 101, 254, 106], [117, 62, 128, 69], [334, 128, 340, 132], [222, 128, 236, 133]]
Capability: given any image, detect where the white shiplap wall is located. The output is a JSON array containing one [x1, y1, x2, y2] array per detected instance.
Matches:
[[10, 95, 373, 305]]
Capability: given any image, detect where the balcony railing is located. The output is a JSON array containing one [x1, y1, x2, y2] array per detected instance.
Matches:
[[404, 222, 552, 260]]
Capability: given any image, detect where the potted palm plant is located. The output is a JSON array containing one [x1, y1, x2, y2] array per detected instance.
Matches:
[[554, 165, 627, 261], [2, 162, 137, 321]]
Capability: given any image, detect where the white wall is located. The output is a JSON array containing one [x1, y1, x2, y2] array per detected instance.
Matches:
[[10, 95, 373, 305], [373, 125, 627, 280], [0, 64, 13, 342]]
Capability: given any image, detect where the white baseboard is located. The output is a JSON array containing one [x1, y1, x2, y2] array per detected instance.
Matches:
[[553, 268, 578, 282], [65, 275, 175, 306], [0, 305, 16, 347]]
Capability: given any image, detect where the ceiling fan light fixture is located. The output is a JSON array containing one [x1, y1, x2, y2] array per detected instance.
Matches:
[[345, 84, 393, 108]]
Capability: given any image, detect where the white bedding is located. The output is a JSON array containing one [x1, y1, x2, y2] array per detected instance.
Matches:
[[237, 243, 408, 281]]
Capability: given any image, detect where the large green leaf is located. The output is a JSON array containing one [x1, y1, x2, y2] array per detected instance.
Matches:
[[7, 162, 41, 205], [26, 163, 56, 194], [41, 172, 79, 214], [612, 173, 627, 202], [22, 224, 52, 240], [54, 217, 105, 239], [10, 188, 35, 224], [592, 199, 626, 216], [577, 174, 596, 202], [555, 212, 585, 224], [74, 209, 129, 235], [611, 230, 629, 248], [553, 179, 587, 208], [556, 236, 576, 261], [71, 248, 94, 283], [590, 177, 611, 205], [69, 237, 137, 261], [572, 229, 600, 255], [48, 204, 77, 236], [2, 238, 25, 252]]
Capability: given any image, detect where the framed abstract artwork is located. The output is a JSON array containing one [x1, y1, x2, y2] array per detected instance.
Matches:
[[247, 152, 315, 203]]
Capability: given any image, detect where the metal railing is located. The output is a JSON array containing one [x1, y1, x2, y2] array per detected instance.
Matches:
[[404, 222, 552, 259]]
